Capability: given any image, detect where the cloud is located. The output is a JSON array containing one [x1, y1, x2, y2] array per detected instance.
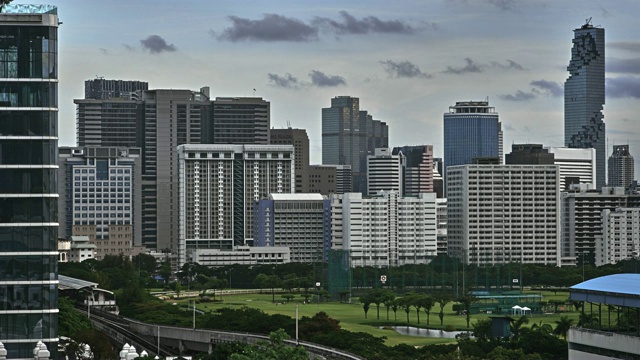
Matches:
[[608, 58, 640, 74], [606, 76, 640, 98], [491, 59, 526, 71], [217, 14, 318, 42], [99, 48, 108, 55], [530, 79, 563, 97], [443, 58, 483, 74], [309, 70, 346, 87], [486, 0, 517, 11], [504, 123, 515, 131], [313, 11, 416, 35], [268, 73, 300, 88], [380, 60, 432, 79], [140, 35, 177, 54], [609, 42, 640, 52], [499, 90, 536, 101]]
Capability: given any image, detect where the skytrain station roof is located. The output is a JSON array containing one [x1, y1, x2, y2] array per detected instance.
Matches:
[[569, 273, 640, 308]]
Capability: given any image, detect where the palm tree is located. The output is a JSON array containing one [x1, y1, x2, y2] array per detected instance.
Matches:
[[391, 299, 399, 321], [510, 315, 529, 340], [434, 293, 452, 326], [553, 315, 574, 340], [360, 294, 373, 319]]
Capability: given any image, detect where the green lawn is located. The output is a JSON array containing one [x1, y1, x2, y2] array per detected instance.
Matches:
[[171, 290, 580, 347]]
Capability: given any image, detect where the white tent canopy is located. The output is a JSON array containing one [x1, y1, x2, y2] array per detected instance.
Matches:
[[511, 305, 522, 315]]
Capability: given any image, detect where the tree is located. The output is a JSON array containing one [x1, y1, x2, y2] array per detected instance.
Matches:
[[411, 293, 424, 324], [553, 315, 574, 340], [281, 294, 295, 302], [510, 316, 529, 341], [434, 293, 452, 325], [298, 311, 341, 339], [132, 253, 157, 273], [401, 296, 412, 323], [391, 299, 399, 321], [421, 295, 435, 326], [230, 329, 308, 360], [383, 294, 396, 320], [360, 294, 373, 319], [175, 282, 181, 299], [457, 294, 477, 328], [58, 297, 91, 337]]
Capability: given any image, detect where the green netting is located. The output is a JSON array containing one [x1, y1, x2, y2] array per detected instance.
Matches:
[[328, 249, 351, 300]]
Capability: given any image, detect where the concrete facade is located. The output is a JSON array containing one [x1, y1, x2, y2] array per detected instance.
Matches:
[[330, 192, 437, 267], [177, 144, 294, 266], [447, 164, 561, 266]]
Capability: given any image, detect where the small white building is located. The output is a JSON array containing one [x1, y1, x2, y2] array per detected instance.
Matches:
[[69, 236, 97, 262]]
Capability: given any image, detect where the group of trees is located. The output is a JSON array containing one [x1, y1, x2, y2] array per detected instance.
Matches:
[[359, 289, 462, 327]]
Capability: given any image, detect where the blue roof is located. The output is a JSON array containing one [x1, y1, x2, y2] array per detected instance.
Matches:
[[570, 274, 640, 308], [570, 273, 640, 296]]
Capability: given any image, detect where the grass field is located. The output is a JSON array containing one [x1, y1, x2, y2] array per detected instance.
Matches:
[[170, 290, 580, 347]]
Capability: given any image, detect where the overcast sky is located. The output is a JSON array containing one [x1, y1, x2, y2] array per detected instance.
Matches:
[[29, 0, 640, 173]]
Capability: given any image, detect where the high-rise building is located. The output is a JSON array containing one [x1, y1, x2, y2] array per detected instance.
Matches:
[[177, 144, 294, 266], [84, 78, 148, 100], [505, 144, 555, 165], [254, 194, 330, 263], [270, 128, 309, 193], [596, 208, 640, 266], [565, 21, 605, 189], [330, 191, 437, 267], [367, 148, 404, 194], [433, 157, 444, 198], [75, 88, 211, 252], [210, 97, 270, 144], [57, 147, 143, 259], [547, 147, 596, 190], [392, 145, 434, 195], [308, 164, 352, 195], [322, 96, 388, 193], [436, 198, 448, 254], [0, 5, 59, 357], [608, 145, 634, 189], [443, 101, 502, 193], [561, 186, 640, 266], [447, 164, 561, 266]]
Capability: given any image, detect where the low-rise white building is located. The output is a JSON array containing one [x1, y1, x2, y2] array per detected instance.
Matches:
[[330, 191, 437, 267], [547, 147, 596, 190], [596, 207, 640, 266], [68, 236, 97, 263], [187, 246, 291, 267]]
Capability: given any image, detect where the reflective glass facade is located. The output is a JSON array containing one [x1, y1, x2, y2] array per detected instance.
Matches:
[[443, 101, 502, 194], [0, 8, 59, 358], [564, 23, 605, 189]]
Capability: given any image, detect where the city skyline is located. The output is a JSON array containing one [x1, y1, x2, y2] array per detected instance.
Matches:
[[22, 0, 640, 172]]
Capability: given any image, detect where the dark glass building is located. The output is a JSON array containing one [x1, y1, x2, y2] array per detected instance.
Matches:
[[322, 96, 388, 193], [0, 4, 59, 358], [565, 21, 605, 189]]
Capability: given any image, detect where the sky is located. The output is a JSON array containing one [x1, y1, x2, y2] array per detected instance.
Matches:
[[24, 0, 640, 173]]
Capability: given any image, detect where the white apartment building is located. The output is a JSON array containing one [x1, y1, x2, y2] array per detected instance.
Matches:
[[367, 148, 404, 195], [547, 147, 596, 190], [447, 164, 561, 266], [561, 186, 640, 266], [330, 191, 437, 267], [178, 144, 295, 266], [596, 208, 640, 266]]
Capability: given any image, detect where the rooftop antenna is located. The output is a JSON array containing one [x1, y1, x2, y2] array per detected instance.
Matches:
[[287, 121, 291, 129]]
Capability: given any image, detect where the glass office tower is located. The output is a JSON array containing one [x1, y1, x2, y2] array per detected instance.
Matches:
[[443, 101, 502, 193], [0, 4, 59, 358], [564, 21, 605, 189]]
